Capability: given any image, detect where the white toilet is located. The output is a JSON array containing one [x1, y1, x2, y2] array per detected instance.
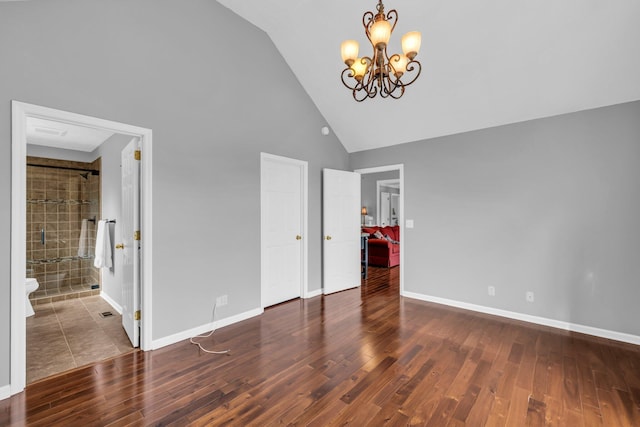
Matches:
[[25, 278, 39, 317]]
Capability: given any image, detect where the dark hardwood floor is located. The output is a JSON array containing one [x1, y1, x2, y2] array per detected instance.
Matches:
[[2, 266, 640, 426]]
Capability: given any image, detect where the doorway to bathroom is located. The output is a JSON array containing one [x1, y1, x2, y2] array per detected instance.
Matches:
[[10, 101, 153, 395], [26, 157, 102, 303], [24, 152, 132, 384]]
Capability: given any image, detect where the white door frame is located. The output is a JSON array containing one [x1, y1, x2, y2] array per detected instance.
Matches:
[[10, 101, 153, 396], [355, 164, 405, 294], [260, 152, 309, 307]]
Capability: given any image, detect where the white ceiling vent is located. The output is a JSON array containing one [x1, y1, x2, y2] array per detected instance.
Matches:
[[33, 126, 68, 137], [27, 117, 115, 152]]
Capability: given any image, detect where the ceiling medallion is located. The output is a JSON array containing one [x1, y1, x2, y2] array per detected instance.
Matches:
[[340, 0, 422, 101]]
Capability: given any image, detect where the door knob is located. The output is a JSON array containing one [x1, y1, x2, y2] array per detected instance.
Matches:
[[115, 243, 124, 249], [296, 235, 302, 240], [325, 235, 332, 240]]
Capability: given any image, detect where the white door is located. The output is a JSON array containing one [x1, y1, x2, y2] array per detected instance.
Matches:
[[323, 169, 361, 295], [121, 138, 140, 347], [391, 193, 400, 225], [261, 154, 307, 307], [380, 191, 391, 226]]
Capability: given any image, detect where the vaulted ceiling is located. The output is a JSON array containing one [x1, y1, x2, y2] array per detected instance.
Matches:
[[218, 0, 640, 153]]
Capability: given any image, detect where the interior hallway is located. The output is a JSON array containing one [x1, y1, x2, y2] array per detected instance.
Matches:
[[27, 296, 133, 384]]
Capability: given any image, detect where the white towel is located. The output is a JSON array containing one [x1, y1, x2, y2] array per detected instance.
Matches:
[[94, 220, 113, 268], [78, 219, 88, 257]]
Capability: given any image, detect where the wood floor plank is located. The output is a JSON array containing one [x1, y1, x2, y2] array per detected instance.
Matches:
[[515, 337, 537, 391], [562, 354, 582, 413], [583, 403, 605, 426], [631, 386, 640, 409], [368, 401, 410, 426], [505, 386, 530, 426], [531, 355, 550, 401], [561, 408, 585, 427], [576, 359, 600, 410], [495, 361, 519, 400], [599, 344, 631, 391], [484, 397, 509, 427], [424, 396, 458, 427], [614, 388, 640, 426], [449, 383, 481, 424], [445, 353, 481, 401], [543, 395, 564, 426], [526, 395, 547, 427], [463, 383, 496, 426], [1, 266, 639, 426], [597, 388, 629, 427]]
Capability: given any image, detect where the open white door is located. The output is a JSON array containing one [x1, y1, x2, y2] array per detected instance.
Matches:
[[323, 169, 361, 294], [261, 153, 307, 307], [121, 138, 141, 347], [380, 191, 391, 226]]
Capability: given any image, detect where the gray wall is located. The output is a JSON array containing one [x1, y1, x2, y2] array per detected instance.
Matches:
[[360, 170, 399, 225], [0, 0, 347, 389], [93, 134, 134, 308], [350, 100, 640, 337]]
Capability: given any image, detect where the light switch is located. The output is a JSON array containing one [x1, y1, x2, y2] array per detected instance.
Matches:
[[405, 219, 414, 228]]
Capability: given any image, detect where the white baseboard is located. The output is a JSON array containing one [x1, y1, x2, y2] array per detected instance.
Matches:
[[151, 307, 264, 350], [100, 292, 123, 315], [402, 291, 640, 346], [304, 289, 322, 299], [0, 384, 10, 401]]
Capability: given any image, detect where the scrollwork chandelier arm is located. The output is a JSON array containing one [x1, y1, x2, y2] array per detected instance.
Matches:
[[340, 0, 422, 101]]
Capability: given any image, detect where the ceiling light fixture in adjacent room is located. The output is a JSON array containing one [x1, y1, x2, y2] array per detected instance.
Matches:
[[340, 0, 421, 102]]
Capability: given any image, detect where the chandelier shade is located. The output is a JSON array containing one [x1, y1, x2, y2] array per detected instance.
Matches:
[[351, 58, 370, 81], [340, 0, 422, 101], [391, 54, 409, 77], [402, 31, 421, 59], [340, 40, 359, 66], [370, 19, 392, 49]]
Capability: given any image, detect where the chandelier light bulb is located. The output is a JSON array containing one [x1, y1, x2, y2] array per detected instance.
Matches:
[[391, 55, 409, 78], [351, 58, 369, 81], [341, 40, 359, 66], [401, 31, 421, 60], [370, 18, 392, 50]]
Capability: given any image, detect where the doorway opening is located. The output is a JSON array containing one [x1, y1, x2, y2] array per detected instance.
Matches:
[[25, 143, 136, 384], [10, 101, 153, 396], [355, 164, 405, 295]]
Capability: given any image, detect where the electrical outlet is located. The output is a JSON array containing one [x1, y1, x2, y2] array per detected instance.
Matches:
[[216, 295, 228, 307], [526, 291, 534, 303], [488, 286, 495, 296]]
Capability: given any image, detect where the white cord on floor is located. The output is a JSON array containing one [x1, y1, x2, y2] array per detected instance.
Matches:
[[189, 303, 231, 355]]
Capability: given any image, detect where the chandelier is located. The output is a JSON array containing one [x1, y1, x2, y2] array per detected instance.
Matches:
[[340, 0, 422, 102]]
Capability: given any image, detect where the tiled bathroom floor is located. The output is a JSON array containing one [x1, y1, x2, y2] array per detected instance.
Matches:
[[26, 296, 134, 384]]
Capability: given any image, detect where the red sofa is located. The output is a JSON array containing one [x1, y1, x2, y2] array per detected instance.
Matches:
[[362, 225, 400, 267]]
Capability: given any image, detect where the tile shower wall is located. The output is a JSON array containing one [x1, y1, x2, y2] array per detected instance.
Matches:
[[27, 156, 102, 303]]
